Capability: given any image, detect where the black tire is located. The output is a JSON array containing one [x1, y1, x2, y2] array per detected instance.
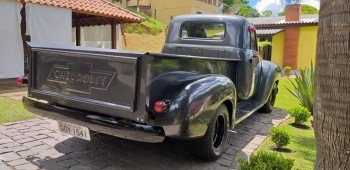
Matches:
[[259, 83, 278, 113], [187, 104, 229, 161]]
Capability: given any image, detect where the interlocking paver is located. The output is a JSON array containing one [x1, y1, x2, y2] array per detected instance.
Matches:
[[30, 144, 51, 153], [17, 137, 36, 144], [0, 152, 21, 161], [0, 134, 8, 139], [11, 146, 29, 152], [57, 159, 79, 167], [15, 163, 39, 170], [0, 109, 289, 170], [23, 141, 43, 148], [41, 163, 65, 170], [38, 148, 61, 157], [7, 158, 30, 166], [17, 149, 37, 157], [11, 135, 29, 141], [0, 138, 13, 145], [0, 164, 12, 170]]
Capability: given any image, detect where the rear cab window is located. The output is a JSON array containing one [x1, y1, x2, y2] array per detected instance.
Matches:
[[180, 22, 226, 40]]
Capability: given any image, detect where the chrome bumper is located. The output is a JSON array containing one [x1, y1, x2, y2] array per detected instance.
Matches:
[[22, 96, 165, 143]]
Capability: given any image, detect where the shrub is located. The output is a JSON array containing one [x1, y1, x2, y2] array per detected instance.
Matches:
[[150, 26, 160, 36], [270, 127, 290, 148], [137, 25, 144, 34], [125, 24, 133, 33], [288, 106, 311, 124], [284, 66, 292, 72], [238, 151, 294, 170], [285, 61, 315, 114], [258, 41, 271, 52]]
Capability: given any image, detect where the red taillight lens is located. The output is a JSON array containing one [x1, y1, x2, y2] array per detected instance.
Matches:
[[154, 101, 165, 113], [16, 76, 28, 86]]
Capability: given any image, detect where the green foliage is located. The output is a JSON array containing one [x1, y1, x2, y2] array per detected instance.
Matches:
[[258, 41, 271, 52], [301, 4, 319, 14], [149, 26, 160, 36], [288, 106, 311, 124], [237, 5, 260, 18], [137, 25, 144, 34], [284, 66, 292, 72], [285, 61, 315, 114], [270, 127, 291, 148], [0, 98, 40, 123], [278, 4, 318, 16], [261, 10, 273, 17], [238, 151, 294, 170], [125, 24, 133, 33], [278, 11, 286, 16]]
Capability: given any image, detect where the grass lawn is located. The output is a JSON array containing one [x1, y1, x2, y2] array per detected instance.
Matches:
[[275, 77, 300, 110], [257, 77, 316, 170], [0, 97, 40, 124]]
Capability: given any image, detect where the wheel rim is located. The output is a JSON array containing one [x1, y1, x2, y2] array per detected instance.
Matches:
[[212, 115, 225, 149]]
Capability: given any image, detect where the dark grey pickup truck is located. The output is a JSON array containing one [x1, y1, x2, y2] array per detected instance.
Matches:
[[20, 14, 280, 160]]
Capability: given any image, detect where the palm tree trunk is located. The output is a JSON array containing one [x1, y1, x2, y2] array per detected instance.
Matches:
[[314, 0, 350, 169]]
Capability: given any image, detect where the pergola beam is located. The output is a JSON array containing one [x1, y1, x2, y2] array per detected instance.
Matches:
[[76, 19, 81, 46], [111, 19, 117, 49]]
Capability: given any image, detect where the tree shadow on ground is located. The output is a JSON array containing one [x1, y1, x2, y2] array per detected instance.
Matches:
[[20, 109, 289, 170], [289, 123, 312, 130], [271, 147, 294, 153]]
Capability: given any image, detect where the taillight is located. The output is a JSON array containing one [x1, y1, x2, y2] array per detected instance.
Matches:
[[154, 100, 170, 113], [16, 76, 28, 86]]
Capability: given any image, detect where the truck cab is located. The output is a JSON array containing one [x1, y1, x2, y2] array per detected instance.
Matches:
[[20, 14, 280, 161]]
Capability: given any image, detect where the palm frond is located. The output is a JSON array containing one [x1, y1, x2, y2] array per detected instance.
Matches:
[[285, 61, 315, 114]]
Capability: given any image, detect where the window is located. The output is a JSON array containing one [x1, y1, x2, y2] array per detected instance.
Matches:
[[180, 22, 225, 40], [250, 30, 257, 50]]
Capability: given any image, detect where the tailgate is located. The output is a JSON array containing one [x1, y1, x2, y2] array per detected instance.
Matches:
[[27, 43, 148, 122]]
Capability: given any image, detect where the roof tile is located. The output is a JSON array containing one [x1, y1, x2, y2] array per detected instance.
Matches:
[[24, 0, 144, 23], [247, 14, 318, 25]]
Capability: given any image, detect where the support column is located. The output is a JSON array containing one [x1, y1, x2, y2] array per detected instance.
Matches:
[[111, 19, 117, 49], [76, 19, 81, 46]]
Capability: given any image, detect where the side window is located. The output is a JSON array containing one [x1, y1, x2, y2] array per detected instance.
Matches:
[[250, 30, 257, 51]]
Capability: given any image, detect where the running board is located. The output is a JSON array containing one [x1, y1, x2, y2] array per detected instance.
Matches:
[[235, 101, 264, 124]]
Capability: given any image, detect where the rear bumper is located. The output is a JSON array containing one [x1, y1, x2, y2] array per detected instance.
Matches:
[[22, 96, 165, 143]]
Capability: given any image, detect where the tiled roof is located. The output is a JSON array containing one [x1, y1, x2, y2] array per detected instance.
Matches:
[[23, 0, 144, 23], [256, 29, 284, 35], [247, 14, 318, 25]]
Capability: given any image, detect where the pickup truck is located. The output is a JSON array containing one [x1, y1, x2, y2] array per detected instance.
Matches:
[[20, 14, 280, 161]]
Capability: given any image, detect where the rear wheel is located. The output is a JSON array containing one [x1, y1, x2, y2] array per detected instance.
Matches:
[[259, 83, 277, 113], [187, 104, 229, 161]]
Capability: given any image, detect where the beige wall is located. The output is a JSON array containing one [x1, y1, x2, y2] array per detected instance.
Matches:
[[271, 32, 285, 68], [151, 0, 220, 24], [297, 26, 318, 68], [120, 0, 150, 8]]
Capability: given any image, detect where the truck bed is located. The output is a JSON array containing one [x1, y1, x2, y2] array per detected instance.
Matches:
[[27, 43, 149, 123]]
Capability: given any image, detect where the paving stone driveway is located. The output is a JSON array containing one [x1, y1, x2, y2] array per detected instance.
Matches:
[[0, 109, 289, 170]]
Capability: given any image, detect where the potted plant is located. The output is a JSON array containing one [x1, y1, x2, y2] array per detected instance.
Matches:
[[284, 66, 292, 77]]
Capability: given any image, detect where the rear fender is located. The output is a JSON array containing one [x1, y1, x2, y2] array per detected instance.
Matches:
[[252, 60, 281, 103], [154, 75, 236, 139]]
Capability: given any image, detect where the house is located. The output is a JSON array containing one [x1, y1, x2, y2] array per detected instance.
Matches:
[[119, 0, 152, 15], [0, 0, 143, 79], [247, 4, 318, 70], [151, 0, 223, 24], [119, 0, 223, 24]]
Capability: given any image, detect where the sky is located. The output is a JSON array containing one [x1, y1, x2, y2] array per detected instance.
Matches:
[[249, 0, 320, 16]]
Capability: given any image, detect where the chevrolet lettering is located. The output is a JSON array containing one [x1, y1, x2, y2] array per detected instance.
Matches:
[[47, 62, 115, 93]]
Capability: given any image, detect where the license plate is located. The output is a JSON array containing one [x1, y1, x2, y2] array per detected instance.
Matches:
[[57, 121, 91, 141]]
